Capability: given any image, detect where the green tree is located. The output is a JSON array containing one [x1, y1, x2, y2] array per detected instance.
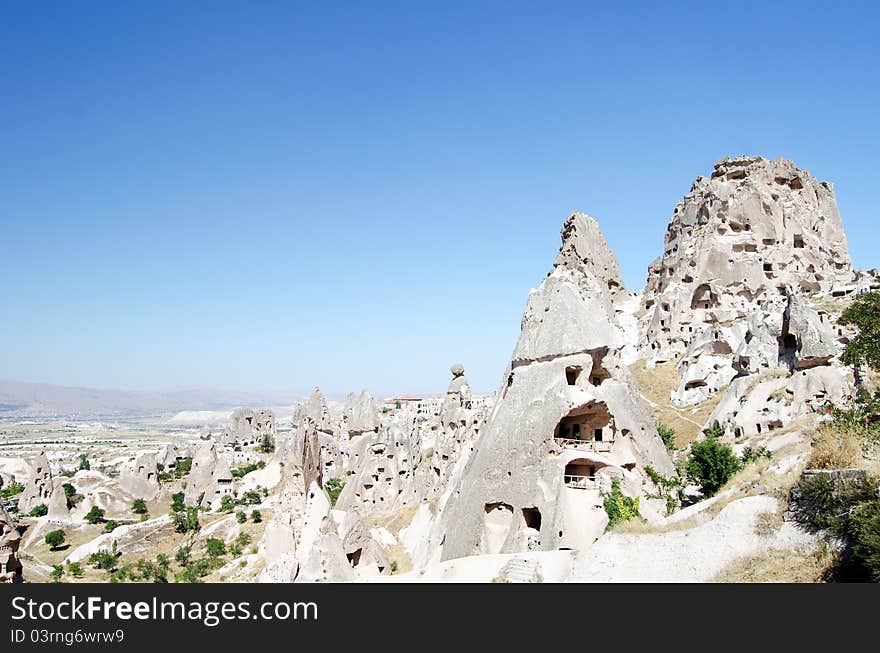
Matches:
[[219, 495, 235, 513], [656, 423, 676, 452], [131, 498, 148, 514], [85, 506, 106, 524], [686, 434, 742, 496], [235, 510, 247, 524], [205, 538, 226, 558], [170, 492, 185, 513], [0, 477, 24, 498], [324, 477, 345, 507], [88, 549, 117, 571], [104, 520, 118, 533], [50, 565, 64, 583], [250, 510, 262, 523], [175, 546, 192, 566], [62, 483, 83, 509], [27, 504, 48, 517], [44, 529, 66, 550], [67, 562, 84, 578], [78, 454, 90, 471], [840, 291, 880, 372], [172, 507, 200, 534], [260, 432, 275, 454]]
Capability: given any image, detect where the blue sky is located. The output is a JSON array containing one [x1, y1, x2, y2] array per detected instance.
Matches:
[[1, 2, 878, 398]]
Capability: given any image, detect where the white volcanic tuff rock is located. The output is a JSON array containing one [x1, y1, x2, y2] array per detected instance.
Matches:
[[223, 408, 275, 447], [47, 482, 70, 521], [0, 500, 23, 583], [440, 363, 474, 427], [157, 443, 192, 472], [441, 213, 674, 561], [304, 387, 334, 434], [703, 289, 852, 439], [184, 441, 234, 510], [342, 390, 380, 436], [639, 156, 856, 405], [118, 451, 160, 501], [258, 458, 308, 582], [17, 452, 53, 514]]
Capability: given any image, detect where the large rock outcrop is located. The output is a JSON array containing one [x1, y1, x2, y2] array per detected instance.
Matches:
[[17, 452, 53, 514], [639, 156, 857, 405], [0, 502, 23, 583], [441, 212, 674, 561], [118, 452, 160, 501]]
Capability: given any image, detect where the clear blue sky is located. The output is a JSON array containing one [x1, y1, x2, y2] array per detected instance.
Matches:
[[2, 2, 878, 398]]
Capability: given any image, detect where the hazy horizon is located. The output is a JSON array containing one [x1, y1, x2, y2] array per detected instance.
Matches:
[[3, 2, 878, 397]]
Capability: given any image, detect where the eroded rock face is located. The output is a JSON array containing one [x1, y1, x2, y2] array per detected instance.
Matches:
[[639, 156, 856, 406], [17, 452, 53, 515], [0, 502, 23, 583], [118, 452, 160, 501], [343, 390, 379, 436], [224, 409, 276, 448], [184, 442, 234, 510], [441, 212, 674, 561]]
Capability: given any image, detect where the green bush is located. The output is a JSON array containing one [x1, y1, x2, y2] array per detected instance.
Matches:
[[88, 549, 117, 571], [104, 520, 118, 533], [175, 546, 192, 566], [260, 432, 275, 454], [839, 290, 880, 371], [324, 477, 345, 507], [63, 483, 83, 509], [66, 562, 84, 578], [849, 499, 880, 581], [239, 490, 262, 505], [50, 565, 64, 583], [0, 477, 24, 498], [131, 498, 148, 514], [686, 434, 741, 496], [84, 506, 106, 524], [250, 510, 262, 524], [44, 529, 66, 550], [172, 507, 200, 534], [235, 510, 247, 524], [78, 454, 90, 471], [231, 461, 266, 479], [219, 495, 235, 513], [656, 423, 676, 451], [644, 466, 684, 515], [170, 492, 185, 513], [205, 538, 226, 558], [28, 504, 48, 518], [602, 477, 641, 530], [741, 446, 772, 465]]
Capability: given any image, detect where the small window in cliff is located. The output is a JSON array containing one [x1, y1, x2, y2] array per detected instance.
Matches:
[[522, 507, 542, 531], [589, 349, 612, 386], [347, 548, 362, 567], [565, 366, 582, 386], [764, 263, 773, 272], [794, 235, 805, 249]]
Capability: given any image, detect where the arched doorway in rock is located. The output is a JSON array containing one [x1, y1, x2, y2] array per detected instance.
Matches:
[[553, 401, 615, 452]]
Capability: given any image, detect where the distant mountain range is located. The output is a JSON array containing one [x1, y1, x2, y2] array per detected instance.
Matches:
[[0, 380, 295, 419]]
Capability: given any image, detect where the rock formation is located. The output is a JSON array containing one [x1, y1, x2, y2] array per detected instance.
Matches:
[[441, 212, 675, 561], [638, 156, 861, 406], [118, 451, 160, 501], [0, 501, 23, 582], [17, 452, 53, 514], [223, 408, 276, 447], [342, 390, 380, 437], [184, 441, 234, 509]]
